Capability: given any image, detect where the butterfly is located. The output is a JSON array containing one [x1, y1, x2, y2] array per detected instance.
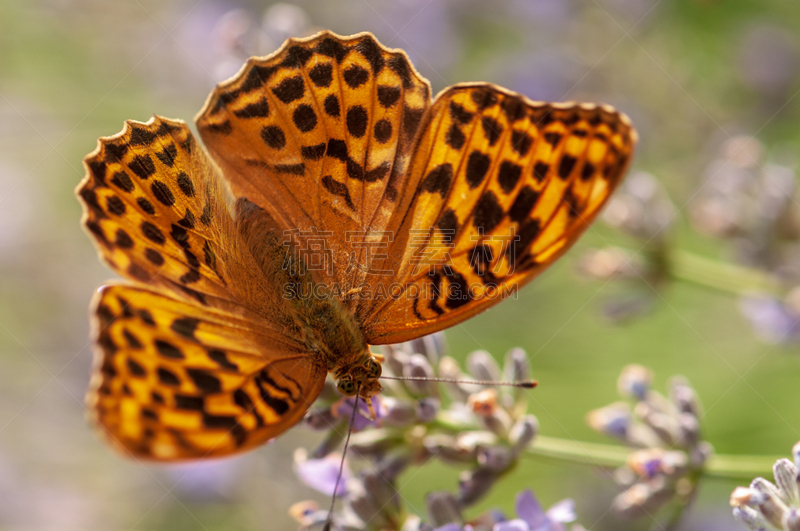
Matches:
[[76, 31, 636, 460]]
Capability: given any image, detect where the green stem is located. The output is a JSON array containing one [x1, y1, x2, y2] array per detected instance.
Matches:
[[527, 435, 779, 480], [639, 247, 785, 296]]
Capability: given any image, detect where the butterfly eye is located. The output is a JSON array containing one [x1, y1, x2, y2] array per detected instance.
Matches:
[[337, 379, 357, 396], [366, 359, 382, 379]]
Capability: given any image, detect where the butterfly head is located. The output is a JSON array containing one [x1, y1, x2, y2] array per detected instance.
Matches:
[[335, 355, 382, 400]]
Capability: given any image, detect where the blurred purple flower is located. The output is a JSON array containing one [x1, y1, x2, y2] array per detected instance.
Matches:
[[494, 490, 576, 531], [333, 395, 384, 431], [738, 294, 800, 344], [293, 450, 351, 496]]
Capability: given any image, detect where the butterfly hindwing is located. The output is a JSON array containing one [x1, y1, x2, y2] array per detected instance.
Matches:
[[196, 31, 431, 302], [88, 283, 326, 460], [360, 84, 637, 343]]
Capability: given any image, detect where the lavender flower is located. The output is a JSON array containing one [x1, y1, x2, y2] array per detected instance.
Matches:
[[731, 440, 800, 530], [493, 490, 577, 531], [290, 334, 543, 530], [587, 365, 712, 520]]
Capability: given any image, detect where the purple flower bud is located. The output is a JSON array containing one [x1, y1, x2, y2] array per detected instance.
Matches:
[[669, 377, 701, 417], [382, 397, 417, 428], [427, 491, 463, 527], [458, 467, 498, 506], [751, 476, 791, 528], [407, 332, 446, 366], [587, 402, 630, 440], [417, 397, 440, 423], [732, 505, 771, 530], [509, 415, 538, 455], [617, 364, 652, 400], [785, 509, 800, 531], [405, 354, 437, 396], [377, 454, 410, 481], [467, 350, 501, 383], [477, 446, 514, 472], [612, 478, 674, 519], [439, 357, 471, 402], [504, 348, 530, 386], [774, 458, 800, 506]]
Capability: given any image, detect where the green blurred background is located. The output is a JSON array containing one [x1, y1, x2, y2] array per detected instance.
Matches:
[[2, 0, 800, 529]]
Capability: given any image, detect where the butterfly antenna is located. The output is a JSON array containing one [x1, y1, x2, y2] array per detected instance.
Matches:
[[323, 386, 361, 531], [380, 375, 537, 388]]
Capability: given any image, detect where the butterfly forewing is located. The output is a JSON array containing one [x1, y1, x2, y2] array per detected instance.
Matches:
[[360, 85, 636, 343], [196, 32, 431, 302], [88, 284, 325, 459]]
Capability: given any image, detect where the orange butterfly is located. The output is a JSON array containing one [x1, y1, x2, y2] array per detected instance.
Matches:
[[77, 31, 636, 460]]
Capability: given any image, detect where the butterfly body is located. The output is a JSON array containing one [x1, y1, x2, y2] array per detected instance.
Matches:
[[77, 31, 635, 460], [235, 197, 381, 399]]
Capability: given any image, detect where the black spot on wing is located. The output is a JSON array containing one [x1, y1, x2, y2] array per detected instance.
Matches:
[[106, 195, 125, 215], [355, 36, 385, 74], [261, 125, 286, 149], [315, 37, 349, 63], [421, 163, 453, 198], [187, 368, 222, 394], [558, 155, 577, 180], [533, 162, 549, 183], [176, 172, 195, 197], [272, 76, 305, 104], [151, 180, 175, 206], [346, 106, 368, 137], [445, 124, 465, 149], [129, 126, 157, 146], [344, 65, 369, 88], [377, 85, 401, 108], [466, 151, 491, 189], [141, 221, 165, 245], [115, 229, 133, 249], [324, 94, 340, 117], [281, 45, 314, 68], [171, 317, 199, 341], [321, 175, 355, 210], [388, 55, 413, 89], [374, 119, 392, 144], [301, 143, 327, 160], [309, 63, 333, 88], [449, 101, 474, 124], [233, 99, 270, 118], [128, 155, 156, 179], [544, 132, 562, 147], [144, 248, 164, 265], [481, 116, 503, 146], [511, 130, 533, 156], [473, 191, 503, 232], [209, 349, 238, 371], [241, 64, 279, 92], [292, 104, 317, 132], [326, 138, 348, 161], [498, 161, 522, 194], [155, 144, 177, 167], [111, 171, 134, 192], [508, 186, 540, 223], [155, 339, 184, 359]]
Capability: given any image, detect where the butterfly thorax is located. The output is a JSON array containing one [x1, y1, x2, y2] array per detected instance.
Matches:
[[303, 295, 383, 400]]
